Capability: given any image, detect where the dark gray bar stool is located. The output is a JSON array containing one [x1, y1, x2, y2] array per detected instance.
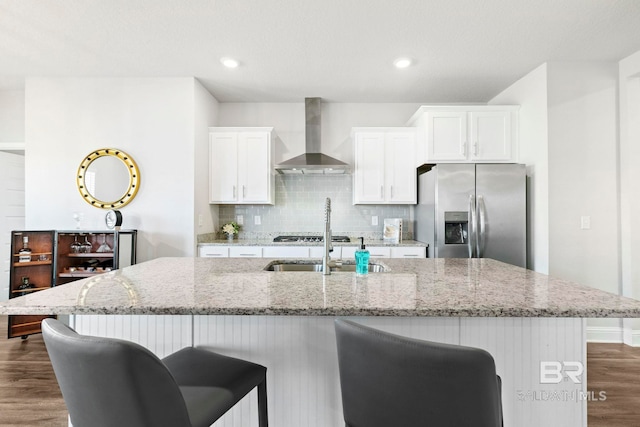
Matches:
[[335, 319, 502, 427], [42, 318, 268, 427]]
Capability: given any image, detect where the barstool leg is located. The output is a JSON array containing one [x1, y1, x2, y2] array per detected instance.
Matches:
[[257, 378, 268, 427]]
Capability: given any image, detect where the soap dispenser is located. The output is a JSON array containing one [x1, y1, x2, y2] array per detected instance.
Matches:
[[355, 237, 370, 275]]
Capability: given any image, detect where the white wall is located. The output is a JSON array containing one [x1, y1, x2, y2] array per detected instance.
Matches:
[[24, 77, 217, 260], [489, 64, 549, 273], [619, 50, 640, 344], [547, 62, 620, 335], [546, 62, 619, 289], [0, 90, 24, 143], [192, 79, 220, 247]]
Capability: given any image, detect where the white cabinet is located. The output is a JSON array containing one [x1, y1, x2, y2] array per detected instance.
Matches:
[[341, 245, 426, 259], [342, 246, 391, 259], [199, 245, 426, 259], [352, 128, 417, 204], [408, 106, 518, 163], [390, 246, 426, 258], [228, 246, 263, 258], [209, 127, 275, 204], [262, 246, 310, 258], [198, 246, 229, 258]]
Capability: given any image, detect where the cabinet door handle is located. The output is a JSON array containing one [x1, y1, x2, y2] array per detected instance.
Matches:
[[403, 254, 419, 257], [380, 186, 384, 199], [233, 185, 236, 198], [204, 254, 223, 257], [390, 185, 394, 199], [461, 142, 467, 156], [473, 141, 478, 156], [243, 185, 246, 198]]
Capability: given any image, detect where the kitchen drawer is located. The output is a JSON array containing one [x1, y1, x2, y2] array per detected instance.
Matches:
[[310, 246, 341, 259], [263, 246, 310, 258], [342, 246, 392, 259], [391, 247, 426, 258], [366, 246, 391, 258], [198, 246, 229, 258], [229, 246, 263, 258]]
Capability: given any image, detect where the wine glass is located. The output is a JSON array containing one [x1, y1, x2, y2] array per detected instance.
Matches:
[[97, 234, 112, 253], [72, 212, 84, 229], [81, 235, 93, 254], [70, 235, 81, 254]]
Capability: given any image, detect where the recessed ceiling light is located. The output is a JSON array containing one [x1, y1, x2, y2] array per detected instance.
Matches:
[[393, 57, 412, 69], [221, 57, 240, 68]]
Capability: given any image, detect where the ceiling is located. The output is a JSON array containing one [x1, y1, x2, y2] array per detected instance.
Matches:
[[2, 0, 640, 103]]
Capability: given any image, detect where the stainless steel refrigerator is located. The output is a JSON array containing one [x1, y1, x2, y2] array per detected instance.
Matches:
[[415, 163, 526, 267]]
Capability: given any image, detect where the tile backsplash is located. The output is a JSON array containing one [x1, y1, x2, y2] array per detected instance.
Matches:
[[218, 175, 413, 240]]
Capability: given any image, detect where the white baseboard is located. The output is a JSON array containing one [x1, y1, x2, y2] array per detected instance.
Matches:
[[587, 326, 624, 343]]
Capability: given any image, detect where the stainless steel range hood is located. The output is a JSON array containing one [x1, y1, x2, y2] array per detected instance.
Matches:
[[275, 98, 350, 175]]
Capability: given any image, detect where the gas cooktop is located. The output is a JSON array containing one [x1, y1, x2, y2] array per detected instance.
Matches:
[[273, 235, 351, 243]]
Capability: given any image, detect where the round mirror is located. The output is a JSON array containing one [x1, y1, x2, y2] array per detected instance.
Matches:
[[77, 148, 140, 209]]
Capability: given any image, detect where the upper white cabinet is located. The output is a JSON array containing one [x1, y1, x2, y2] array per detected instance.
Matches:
[[407, 106, 518, 163], [352, 127, 417, 204], [209, 127, 275, 204]]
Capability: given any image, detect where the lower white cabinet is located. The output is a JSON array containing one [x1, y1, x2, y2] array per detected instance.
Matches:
[[341, 246, 391, 259], [228, 246, 262, 258], [391, 247, 427, 258], [199, 245, 426, 259], [262, 246, 310, 258], [198, 246, 229, 258]]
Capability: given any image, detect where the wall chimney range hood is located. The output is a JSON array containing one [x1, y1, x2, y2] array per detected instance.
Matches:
[[275, 98, 350, 175]]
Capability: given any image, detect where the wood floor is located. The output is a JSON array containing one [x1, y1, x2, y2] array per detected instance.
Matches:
[[587, 342, 640, 426], [0, 316, 67, 426], [0, 314, 638, 426]]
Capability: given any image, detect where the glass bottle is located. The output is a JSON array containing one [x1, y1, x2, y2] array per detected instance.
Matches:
[[18, 236, 32, 262], [70, 235, 81, 254], [355, 237, 370, 275], [18, 277, 33, 296]]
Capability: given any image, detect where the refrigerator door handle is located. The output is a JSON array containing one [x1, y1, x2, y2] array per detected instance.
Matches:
[[477, 195, 486, 258], [469, 194, 477, 258]]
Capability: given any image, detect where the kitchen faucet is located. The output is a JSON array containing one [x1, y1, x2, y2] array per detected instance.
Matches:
[[322, 197, 336, 275]]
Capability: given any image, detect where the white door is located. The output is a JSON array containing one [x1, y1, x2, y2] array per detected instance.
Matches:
[[239, 132, 270, 203], [209, 132, 239, 203], [469, 111, 511, 162], [386, 131, 417, 204], [0, 151, 25, 301], [353, 132, 385, 203], [427, 111, 468, 161]]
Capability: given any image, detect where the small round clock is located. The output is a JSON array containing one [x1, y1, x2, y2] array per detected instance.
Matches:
[[105, 209, 123, 230]]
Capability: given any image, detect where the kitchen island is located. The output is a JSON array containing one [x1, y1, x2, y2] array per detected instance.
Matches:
[[3, 257, 640, 427]]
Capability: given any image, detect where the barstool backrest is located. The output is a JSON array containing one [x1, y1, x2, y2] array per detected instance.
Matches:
[[335, 319, 503, 427], [42, 318, 192, 427]]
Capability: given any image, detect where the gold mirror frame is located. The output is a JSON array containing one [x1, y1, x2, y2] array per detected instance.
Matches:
[[77, 148, 140, 209]]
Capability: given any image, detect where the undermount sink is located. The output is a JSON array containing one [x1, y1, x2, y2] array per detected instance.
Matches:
[[265, 261, 387, 273]]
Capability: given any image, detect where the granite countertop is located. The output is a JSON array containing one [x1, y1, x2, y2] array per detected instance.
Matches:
[[2, 257, 640, 318], [198, 239, 427, 247]]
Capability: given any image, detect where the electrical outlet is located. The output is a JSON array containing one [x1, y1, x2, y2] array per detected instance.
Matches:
[[237, 215, 244, 225], [254, 215, 261, 225], [198, 214, 203, 227], [372, 215, 378, 226], [580, 216, 591, 230]]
